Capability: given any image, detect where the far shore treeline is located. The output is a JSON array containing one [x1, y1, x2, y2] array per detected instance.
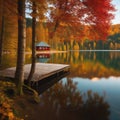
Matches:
[[1, 17, 120, 53], [26, 19, 120, 51]]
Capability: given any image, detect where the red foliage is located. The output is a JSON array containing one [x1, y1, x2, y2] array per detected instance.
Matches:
[[82, 0, 115, 40], [48, 0, 115, 40]]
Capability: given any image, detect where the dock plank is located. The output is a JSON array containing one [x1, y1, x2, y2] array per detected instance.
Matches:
[[0, 63, 70, 82]]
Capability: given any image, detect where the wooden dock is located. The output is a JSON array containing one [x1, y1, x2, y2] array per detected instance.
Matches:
[[0, 63, 70, 82]]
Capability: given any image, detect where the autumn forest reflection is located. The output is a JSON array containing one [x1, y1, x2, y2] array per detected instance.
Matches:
[[46, 51, 120, 78], [39, 78, 110, 120]]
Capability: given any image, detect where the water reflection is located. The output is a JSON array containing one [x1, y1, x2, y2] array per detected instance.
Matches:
[[47, 51, 120, 69], [36, 53, 50, 63], [2, 51, 120, 68], [0, 53, 32, 70], [35, 51, 120, 120], [46, 51, 120, 78], [0, 53, 17, 70], [38, 78, 110, 120]]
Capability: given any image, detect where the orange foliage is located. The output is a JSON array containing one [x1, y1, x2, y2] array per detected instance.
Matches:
[[48, 0, 115, 40], [109, 24, 120, 35]]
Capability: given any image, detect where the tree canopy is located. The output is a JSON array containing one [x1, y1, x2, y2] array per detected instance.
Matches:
[[46, 0, 115, 40]]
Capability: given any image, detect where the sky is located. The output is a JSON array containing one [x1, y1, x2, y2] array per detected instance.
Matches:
[[112, 0, 120, 24]]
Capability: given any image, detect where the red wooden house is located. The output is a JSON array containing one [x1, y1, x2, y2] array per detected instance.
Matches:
[[36, 42, 50, 51]]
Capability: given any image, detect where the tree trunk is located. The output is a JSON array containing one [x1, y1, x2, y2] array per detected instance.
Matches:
[[0, 0, 4, 66], [15, 0, 26, 95], [27, 1, 36, 85], [0, 16, 4, 66]]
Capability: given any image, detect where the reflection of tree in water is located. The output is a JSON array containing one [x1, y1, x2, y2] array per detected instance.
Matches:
[[0, 54, 32, 70], [0, 53, 17, 69], [81, 90, 110, 120], [39, 78, 110, 120], [48, 52, 120, 78]]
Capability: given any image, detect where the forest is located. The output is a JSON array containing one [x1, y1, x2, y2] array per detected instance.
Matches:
[[26, 19, 120, 51], [0, 0, 119, 119]]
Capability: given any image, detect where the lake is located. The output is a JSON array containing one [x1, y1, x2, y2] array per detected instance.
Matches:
[[1, 51, 120, 120]]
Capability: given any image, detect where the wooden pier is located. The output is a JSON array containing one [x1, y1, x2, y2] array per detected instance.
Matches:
[[0, 63, 70, 83]]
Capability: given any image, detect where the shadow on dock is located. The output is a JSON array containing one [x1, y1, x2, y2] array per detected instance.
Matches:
[[27, 69, 70, 94]]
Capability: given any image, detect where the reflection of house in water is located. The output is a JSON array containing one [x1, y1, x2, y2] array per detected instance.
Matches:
[[36, 53, 50, 63], [36, 41, 50, 51]]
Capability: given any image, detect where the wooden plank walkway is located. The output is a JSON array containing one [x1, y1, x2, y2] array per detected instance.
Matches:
[[0, 63, 70, 82]]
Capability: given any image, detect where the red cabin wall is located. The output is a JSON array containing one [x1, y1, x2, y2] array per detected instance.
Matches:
[[36, 46, 50, 51]]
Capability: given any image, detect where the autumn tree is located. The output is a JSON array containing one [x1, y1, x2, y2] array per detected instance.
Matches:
[[26, 0, 48, 83], [27, 1, 37, 83], [82, 0, 115, 40], [15, 0, 26, 95], [47, 0, 114, 41]]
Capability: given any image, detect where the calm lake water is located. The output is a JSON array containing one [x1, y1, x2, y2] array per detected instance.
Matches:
[[2, 51, 120, 120]]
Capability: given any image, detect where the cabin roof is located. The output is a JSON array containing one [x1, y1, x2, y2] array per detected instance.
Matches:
[[36, 42, 50, 47]]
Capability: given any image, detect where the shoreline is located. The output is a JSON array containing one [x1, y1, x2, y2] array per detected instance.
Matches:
[[25, 50, 68, 54], [3, 49, 120, 55]]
